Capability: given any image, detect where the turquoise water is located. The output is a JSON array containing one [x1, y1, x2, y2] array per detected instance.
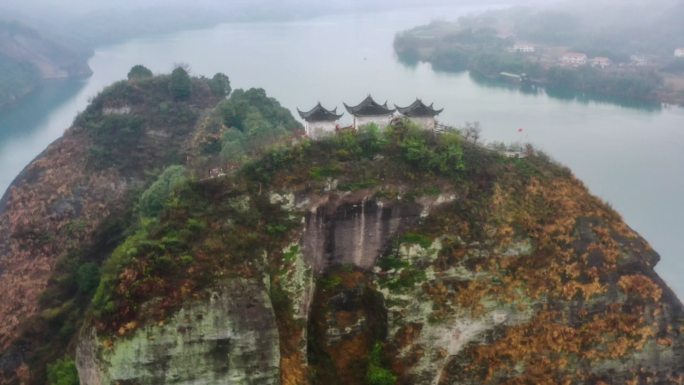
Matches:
[[1, 6, 683, 298]]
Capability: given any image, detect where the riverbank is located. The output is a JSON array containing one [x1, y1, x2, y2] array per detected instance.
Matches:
[[394, 23, 683, 107]]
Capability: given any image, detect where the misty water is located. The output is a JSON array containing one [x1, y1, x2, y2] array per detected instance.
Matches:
[[1, 6, 683, 299]]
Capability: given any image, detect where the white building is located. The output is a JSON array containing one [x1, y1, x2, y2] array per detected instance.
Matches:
[[561, 52, 588, 66], [297, 103, 343, 139], [394, 99, 444, 130], [510, 44, 536, 54], [591, 57, 612, 69], [344, 96, 395, 130], [630, 55, 649, 66], [675, 48, 684, 58]]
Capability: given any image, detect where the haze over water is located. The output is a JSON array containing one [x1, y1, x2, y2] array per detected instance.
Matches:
[[1, 5, 683, 298]]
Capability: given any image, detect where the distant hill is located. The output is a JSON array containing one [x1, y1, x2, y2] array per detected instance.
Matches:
[[0, 19, 91, 109], [458, 0, 684, 60]]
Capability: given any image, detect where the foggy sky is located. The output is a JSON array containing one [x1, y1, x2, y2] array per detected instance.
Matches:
[[4, 0, 677, 51], [0, 0, 554, 47], [1, 0, 551, 17]]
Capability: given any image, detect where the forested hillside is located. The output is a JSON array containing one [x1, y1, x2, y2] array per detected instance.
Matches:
[[0, 19, 91, 109]]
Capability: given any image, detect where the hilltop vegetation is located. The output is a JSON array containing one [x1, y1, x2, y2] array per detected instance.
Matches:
[[191, 86, 302, 171]]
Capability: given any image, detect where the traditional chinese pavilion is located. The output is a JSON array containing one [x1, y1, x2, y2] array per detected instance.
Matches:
[[297, 103, 343, 139], [395, 99, 444, 130], [344, 96, 395, 129]]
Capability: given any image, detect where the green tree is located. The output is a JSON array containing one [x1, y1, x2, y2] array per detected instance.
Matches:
[[127, 65, 153, 81], [169, 67, 192, 100], [76, 262, 100, 294], [217, 88, 302, 163], [209, 72, 232, 98], [358, 124, 387, 158], [47, 358, 79, 385], [367, 343, 396, 385], [138, 165, 188, 219], [432, 132, 465, 174]]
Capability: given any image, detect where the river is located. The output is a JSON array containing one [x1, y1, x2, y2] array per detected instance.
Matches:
[[1, 6, 683, 299]]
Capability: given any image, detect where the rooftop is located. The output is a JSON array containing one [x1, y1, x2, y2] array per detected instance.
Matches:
[[395, 99, 443, 117], [344, 95, 395, 117], [297, 103, 343, 122]]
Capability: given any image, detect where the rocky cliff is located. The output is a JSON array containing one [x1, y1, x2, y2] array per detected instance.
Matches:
[[77, 279, 280, 385], [0, 73, 224, 384], [1, 77, 683, 385], [80, 122, 684, 384]]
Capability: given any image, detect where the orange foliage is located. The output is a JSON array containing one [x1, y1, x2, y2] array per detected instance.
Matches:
[[618, 274, 663, 302], [280, 354, 308, 385], [463, 306, 655, 383]]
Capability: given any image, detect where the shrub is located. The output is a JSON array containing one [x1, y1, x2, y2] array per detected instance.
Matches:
[[76, 262, 100, 294], [401, 232, 433, 249], [86, 114, 145, 170], [47, 358, 79, 385], [367, 343, 396, 385], [138, 165, 188, 219], [321, 275, 343, 290], [357, 124, 388, 158], [432, 131, 465, 174], [127, 65, 153, 81], [217, 88, 302, 164], [308, 164, 342, 181], [92, 227, 151, 317], [400, 135, 431, 165], [169, 67, 192, 100], [329, 129, 362, 159], [209, 72, 232, 98]]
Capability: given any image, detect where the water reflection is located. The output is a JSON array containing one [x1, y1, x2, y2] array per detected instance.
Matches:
[[0, 79, 86, 143], [544, 86, 663, 112], [466, 71, 664, 112]]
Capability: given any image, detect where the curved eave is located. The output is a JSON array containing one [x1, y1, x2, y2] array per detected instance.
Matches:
[[397, 110, 443, 118], [343, 103, 356, 115], [299, 104, 344, 121], [394, 102, 444, 117], [344, 103, 395, 117]]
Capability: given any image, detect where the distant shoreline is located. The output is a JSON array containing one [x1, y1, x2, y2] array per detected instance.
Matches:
[[395, 32, 684, 109]]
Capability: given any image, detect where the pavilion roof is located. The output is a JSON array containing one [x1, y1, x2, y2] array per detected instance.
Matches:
[[344, 95, 395, 117], [297, 102, 343, 122], [395, 99, 443, 117]]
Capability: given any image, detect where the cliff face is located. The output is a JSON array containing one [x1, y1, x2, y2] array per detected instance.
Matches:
[[72, 120, 683, 385], [77, 279, 280, 385], [0, 75, 221, 384]]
